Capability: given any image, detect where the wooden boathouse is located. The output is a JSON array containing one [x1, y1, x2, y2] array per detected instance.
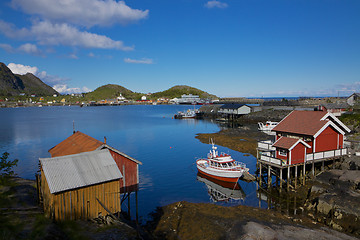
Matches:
[[40, 149, 122, 220], [257, 110, 350, 190], [38, 131, 142, 220], [48, 131, 142, 191]]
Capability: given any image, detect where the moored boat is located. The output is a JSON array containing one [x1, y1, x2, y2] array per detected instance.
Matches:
[[174, 108, 199, 119], [196, 142, 248, 182], [258, 121, 278, 131]]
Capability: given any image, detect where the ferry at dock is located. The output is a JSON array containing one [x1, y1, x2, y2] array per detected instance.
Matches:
[[196, 142, 248, 182]]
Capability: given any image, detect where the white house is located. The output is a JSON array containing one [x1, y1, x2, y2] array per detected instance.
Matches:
[[218, 103, 251, 115]]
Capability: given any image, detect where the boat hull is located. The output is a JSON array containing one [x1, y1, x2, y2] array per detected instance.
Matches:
[[196, 159, 244, 183]]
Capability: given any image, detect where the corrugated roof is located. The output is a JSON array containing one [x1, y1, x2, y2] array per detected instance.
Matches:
[[272, 111, 328, 136], [40, 149, 122, 194], [49, 131, 104, 157]]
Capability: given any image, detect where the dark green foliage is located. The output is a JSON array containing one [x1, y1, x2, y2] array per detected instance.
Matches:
[[0, 152, 18, 178], [84, 84, 143, 101], [150, 85, 217, 100]]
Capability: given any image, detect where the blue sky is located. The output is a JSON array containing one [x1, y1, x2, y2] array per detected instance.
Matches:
[[0, 0, 359, 97]]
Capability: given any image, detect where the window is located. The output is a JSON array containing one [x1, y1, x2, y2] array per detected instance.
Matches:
[[278, 149, 287, 156]]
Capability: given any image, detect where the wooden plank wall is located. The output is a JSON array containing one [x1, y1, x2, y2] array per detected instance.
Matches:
[[41, 170, 121, 221], [109, 150, 139, 189]]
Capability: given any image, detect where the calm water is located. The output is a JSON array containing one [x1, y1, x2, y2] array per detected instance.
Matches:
[[0, 105, 264, 222]]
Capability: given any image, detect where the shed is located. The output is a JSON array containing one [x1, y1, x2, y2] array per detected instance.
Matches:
[[49, 131, 142, 191], [317, 102, 349, 116], [40, 149, 122, 220], [273, 137, 311, 165], [347, 93, 360, 106], [218, 103, 251, 115]]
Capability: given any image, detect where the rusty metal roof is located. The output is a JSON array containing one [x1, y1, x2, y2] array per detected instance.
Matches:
[[49, 131, 104, 157], [40, 149, 122, 194]]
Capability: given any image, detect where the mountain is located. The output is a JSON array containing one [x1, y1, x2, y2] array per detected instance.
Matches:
[[0, 62, 58, 96], [84, 84, 142, 100], [150, 85, 217, 99]]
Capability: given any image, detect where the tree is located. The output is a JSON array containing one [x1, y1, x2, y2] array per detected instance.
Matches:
[[0, 152, 18, 178]]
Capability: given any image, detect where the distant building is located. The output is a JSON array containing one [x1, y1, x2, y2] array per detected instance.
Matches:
[[178, 94, 200, 104], [117, 93, 126, 102], [141, 96, 147, 101], [347, 93, 360, 106], [317, 102, 349, 116], [218, 103, 251, 115]]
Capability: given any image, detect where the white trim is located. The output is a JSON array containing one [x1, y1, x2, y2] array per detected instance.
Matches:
[[289, 151, 292, 165], [313, 121, 345, 138], [313, 138, 316, 153], [288, 139, 311, 151], [321, 112, 351, 133]]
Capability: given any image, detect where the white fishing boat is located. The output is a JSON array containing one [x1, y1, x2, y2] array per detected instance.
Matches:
[[196, 141, 248, 182], [174, 108, 199, 119], [258, 121, 278, 131]]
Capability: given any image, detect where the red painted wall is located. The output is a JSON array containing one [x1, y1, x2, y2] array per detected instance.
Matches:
[[315, 126, 338, 152], [275, 149, 288, 161], [109, 150, 139, 192], [290, 144, 306, 164]]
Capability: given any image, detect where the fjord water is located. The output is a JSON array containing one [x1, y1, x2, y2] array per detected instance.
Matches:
[[0, 105, 260, 222]]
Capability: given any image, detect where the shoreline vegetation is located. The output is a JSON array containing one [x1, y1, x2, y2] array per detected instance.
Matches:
[[1, 107, 360, 239]]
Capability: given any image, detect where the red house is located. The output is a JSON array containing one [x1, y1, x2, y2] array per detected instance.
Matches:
[[258, 110, 350, 166], [48, 131, 142, 191]]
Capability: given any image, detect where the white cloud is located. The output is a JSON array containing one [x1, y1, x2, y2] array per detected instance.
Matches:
[[11, 0, 149, 27], [18, 43, 43, 55], [0, 43, 14, 52], [68, 53, 78, 59], [0, 20, 133, 51], [204, 1, 228, 9], [53, 84, 91, 94], [8, 63, 38, 75], [7, 63, 68, 86], [124, 57, 153, 64]]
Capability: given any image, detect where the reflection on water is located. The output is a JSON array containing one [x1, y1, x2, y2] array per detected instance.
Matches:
[[0, 105, 278, 221], [197, 172, 245, 202]]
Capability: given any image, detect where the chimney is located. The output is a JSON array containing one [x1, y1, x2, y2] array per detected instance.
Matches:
[[104, 136, 107, 144]]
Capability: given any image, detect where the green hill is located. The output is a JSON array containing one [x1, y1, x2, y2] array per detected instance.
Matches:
[[0, 62, 58, 96], [84, 84, 142, 100], [150, 85, 217, 99]]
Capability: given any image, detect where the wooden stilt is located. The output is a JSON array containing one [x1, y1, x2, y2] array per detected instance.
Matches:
[[312, 160, 315, 178], [279, 168, 283, 192], [303, 162, 306, 185], [295, 165, 298, 189], [135, 190, 138, 224], [287, 166, 290, 191], [322, 160, 324, 172], [259, 163, 262, 187], [128, 193, 131, 219], [268, 165, 271, 188]]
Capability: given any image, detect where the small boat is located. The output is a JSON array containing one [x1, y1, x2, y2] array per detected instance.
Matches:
[[196, 142, 248, 182], [258, 121, 278, 131], [174, 108, 199, 119]]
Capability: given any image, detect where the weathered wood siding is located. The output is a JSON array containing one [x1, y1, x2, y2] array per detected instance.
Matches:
[[41, 169, 121, 221], [109, 150, 139, 191]]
